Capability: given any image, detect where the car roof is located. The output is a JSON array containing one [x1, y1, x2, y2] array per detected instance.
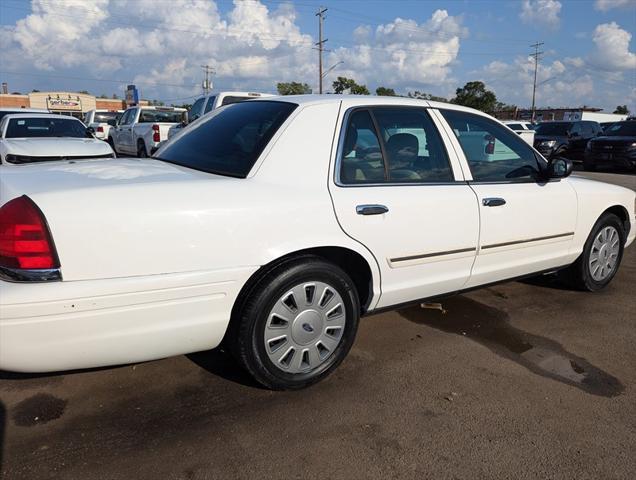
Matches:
[[0, 107, 49, 112], [2, 113, 83, 121], [251, 94, 490, 117], [134, 106, 186, 111]]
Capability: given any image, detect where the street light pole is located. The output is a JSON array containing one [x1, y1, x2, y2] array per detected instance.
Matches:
[[316, 7, 328, 94]]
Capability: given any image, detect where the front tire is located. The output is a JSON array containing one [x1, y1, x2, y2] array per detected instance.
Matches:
[[232, 257, 360, 390], [565, 213, 625, 291]]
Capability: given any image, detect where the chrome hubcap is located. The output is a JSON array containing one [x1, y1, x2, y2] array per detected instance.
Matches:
[[264, 281, 346, 373], [589, 226, 620, 282]]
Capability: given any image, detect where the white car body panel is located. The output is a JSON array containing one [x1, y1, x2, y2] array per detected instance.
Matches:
[[0, 96, 634, 373]]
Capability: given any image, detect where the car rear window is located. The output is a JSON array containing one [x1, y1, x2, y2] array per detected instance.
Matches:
[[93, 112, 121, 126], [138, 109, 184, 123], [154, 101, 297, 178]]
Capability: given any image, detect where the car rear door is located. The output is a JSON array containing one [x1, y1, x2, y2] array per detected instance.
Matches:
[[329, 104, 479, 308], [438, 108, 578, 288]]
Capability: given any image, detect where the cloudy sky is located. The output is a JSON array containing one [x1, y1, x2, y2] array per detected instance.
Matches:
[[0, 0, 634, 112]]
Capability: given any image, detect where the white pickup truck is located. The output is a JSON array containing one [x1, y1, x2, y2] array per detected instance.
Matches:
[[84, 109, 123, 141], [109, 106, 186, 157], [168, 91, 274, 139]]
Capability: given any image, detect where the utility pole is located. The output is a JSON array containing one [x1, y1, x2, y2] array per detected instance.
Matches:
[[316, 7, 328, 94], [530, 41, 544, 123], [201, 65, 215, 95]]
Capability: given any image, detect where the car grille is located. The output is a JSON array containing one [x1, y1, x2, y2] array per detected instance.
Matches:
[[589, 141, 633, 153], [6, 153, 114, 164]]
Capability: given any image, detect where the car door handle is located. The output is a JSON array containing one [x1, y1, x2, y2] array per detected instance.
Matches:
[[356, 204, 389, 215], [482, 197, 506, 207]]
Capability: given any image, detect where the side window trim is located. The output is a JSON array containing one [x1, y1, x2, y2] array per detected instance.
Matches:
[[367, 109, 390, 181], [335, 105, 464, 187]]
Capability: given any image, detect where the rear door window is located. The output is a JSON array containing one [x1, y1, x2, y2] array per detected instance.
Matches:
[[155, 101, 296, 178]]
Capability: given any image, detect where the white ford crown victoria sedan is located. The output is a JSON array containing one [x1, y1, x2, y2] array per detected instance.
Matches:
[[0, 96, 634, 390]]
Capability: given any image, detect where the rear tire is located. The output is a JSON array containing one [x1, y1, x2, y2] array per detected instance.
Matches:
[[231, 256, 360, 390], [564, 213, 625, 291], [137, 140, 147, 158]]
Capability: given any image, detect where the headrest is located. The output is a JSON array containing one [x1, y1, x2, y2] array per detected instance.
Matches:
[[386, 133, 418, 155]]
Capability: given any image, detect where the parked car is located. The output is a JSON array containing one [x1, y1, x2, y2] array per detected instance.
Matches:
[[600, 122, 617, 133], [534, 120, 602, 160], [83, 109, 123, 141], [0, 114, 114, 165], [109, 106, 186, 157], [1, 96, 634, 390], [584, 121, 636, 172], [168, 91, 275, 139], [0, 107, 49, 122], [502, 120, 535, 145]]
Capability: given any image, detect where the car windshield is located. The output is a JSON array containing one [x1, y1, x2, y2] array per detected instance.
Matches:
[[5, 117, 88, 138], [138, 109, 184, 123], [93, 112, 121, 126], [604, 122, 636, 136], [535, 122, 573, 136], [155, 101, 296, 178]]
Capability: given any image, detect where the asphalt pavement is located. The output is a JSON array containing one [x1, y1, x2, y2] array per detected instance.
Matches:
[[1, 171, 635, 480]]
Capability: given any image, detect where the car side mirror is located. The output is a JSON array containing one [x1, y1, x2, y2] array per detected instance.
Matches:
[[547, 157, 573, 179], [86, 126, 95, 137]]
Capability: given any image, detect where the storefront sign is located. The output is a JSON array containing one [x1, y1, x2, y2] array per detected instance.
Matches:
[[47, 96, 82, 111]]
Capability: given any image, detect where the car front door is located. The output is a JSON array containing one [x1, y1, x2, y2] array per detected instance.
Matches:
[[329, 105, 480, 308], [438, 108, 578, 288]]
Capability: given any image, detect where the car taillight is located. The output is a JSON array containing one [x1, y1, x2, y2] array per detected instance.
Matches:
[[0, 196, 59, 271], [152, 124, 160, 143], [484, 134, 495, 155], [96, 126, 104, 133]]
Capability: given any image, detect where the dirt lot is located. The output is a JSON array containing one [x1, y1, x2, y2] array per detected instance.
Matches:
[[1, 172, 635, 480]]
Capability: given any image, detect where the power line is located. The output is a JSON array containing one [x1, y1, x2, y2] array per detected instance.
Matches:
[[530, 41, 544, 123]]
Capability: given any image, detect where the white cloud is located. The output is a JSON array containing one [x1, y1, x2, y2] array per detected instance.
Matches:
[[589, 22, 636, 71], [520, 0, 562, 30], [327, 10, 467, 91], [594, 0, 636, 11]]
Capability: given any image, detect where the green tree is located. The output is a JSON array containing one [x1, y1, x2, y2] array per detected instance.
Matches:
[[451, 81, 497, 112], [375, 86, 396, 96], [332, 76, 370, 95], [277, 82, 312, 95], [78, 90, 90, 95], [99, 93, 109, 99], [407, 91, 448, 102], [112, 93, 120, 99], [494, 101, 517, 111], [31, 89, 41, 93], [613, 105, 629, 115]]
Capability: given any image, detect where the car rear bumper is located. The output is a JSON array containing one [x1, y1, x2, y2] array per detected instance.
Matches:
[[0, 267, 256, 372]]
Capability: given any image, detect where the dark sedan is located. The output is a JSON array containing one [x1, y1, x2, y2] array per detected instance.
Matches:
[[584, 121, 636, 171]]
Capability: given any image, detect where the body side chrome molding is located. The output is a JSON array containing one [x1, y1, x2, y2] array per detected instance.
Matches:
[[481, 232, 575, 250]]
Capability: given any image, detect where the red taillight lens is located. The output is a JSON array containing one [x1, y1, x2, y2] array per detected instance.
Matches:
[[152, 124, 160, 143], [96, 126, 104, 133], [484, 135, 495, 155], [0, 196, 59, 270]]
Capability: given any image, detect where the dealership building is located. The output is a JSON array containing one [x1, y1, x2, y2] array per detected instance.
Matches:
[[0, 91, 132, 118]]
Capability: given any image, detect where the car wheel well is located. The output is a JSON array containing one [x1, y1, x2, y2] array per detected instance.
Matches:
[[603, 205, 631, 238], [224, 247, 374, 346]]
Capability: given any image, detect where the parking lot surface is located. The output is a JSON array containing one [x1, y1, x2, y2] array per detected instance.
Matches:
[[1, 172, 635, 480]]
